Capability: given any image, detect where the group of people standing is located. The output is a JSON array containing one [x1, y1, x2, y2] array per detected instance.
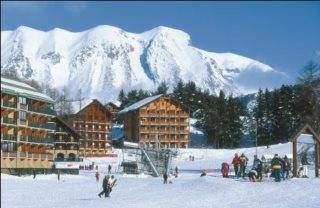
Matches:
[[270, 154, 291, 182], [230, 153, 291, 182], [231, 153, 251, 179], [163, 166, 179, 184]]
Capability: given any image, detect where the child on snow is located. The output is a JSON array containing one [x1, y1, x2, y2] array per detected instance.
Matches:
[[221, 162, 229, 178], [248, 169, 258, 182]]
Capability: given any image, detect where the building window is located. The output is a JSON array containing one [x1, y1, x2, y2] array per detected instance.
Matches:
[[1, 142, 16, 152], [19, 97, 27, 105], [19, 111, 27, 120]]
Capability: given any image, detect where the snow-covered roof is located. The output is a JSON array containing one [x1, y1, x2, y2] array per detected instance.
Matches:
[[297, 134, 314, 144], [119, 94, 163, 114], [1, 77, 54, 103]]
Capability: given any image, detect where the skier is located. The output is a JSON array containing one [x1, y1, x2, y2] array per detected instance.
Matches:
[[271, 154, 282, 182], [168, 173, 173, 184], [174, 166, 179, 178], [232, 153, 240, 177], [108, 164, 112, 174], [98, 175, 110, 198], [248, 169, 258, 182], [200, 170, 207, 177], [239, 153, 249, 178], [301, 153, 309, 178], [106, 175, 117, 197], [95, 171, 100, 182], [252, 155, 263, 181], [221, 162, 229, 178], [33, 169, 36, 179], [57, 170, 61, 181], [163, 172, 168, 184], [283, 155, 291, 179]]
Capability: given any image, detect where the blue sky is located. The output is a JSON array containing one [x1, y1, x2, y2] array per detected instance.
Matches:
[[1, 1, 320, 84]]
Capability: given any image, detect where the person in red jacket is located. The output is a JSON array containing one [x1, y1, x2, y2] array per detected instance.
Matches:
[[95, 171, 100, 182], [221, 162, 229, 178], [232, 153, 240, 178]]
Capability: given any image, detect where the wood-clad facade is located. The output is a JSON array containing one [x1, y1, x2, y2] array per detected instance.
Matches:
[[51, 117, 80, 161], [1, 77, 56, 170], [120, 95, 190, 148], [69, 99, 112, 157]]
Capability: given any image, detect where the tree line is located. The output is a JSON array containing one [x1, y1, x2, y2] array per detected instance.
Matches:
[[253, 61, 320, 146], [2, 60, 319, 149], [117, 61, 319, 148], [118, 80, 245, 148]]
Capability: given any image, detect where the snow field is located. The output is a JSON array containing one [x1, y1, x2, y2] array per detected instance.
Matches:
[[2, 172, 320, 208], [2, 142, 319, 208]]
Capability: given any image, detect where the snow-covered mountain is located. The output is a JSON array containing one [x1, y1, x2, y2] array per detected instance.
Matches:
[[1, 25, 286, 103]]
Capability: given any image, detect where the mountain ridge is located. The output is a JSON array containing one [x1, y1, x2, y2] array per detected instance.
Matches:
[[1, 25, 286, 103]]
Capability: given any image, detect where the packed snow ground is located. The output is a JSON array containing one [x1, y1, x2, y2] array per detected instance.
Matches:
[[2, 172, 320, 208], [2, 142, 320, 208]]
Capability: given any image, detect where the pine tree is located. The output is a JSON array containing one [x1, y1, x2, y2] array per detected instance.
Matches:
[[155, 81, 169, 95]]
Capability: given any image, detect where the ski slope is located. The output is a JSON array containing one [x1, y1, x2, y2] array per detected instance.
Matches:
[[1, 172, 320, 208], [2, 142, 319, 208]]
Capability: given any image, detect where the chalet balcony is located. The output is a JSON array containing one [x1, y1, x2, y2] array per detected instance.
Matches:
[[28, 122, 56, 130], [2, 117, 17, 125], [28, 107, 55, 116], [1, 134, 16, 141], [19, 135, 28, 142], [0, 151, 52, 159], [54, 158, 83, 162], [0, 151, 17, 158], [55, 139, 67, 143], [26, 137, 54, 145], [2, 100, 17, 108]]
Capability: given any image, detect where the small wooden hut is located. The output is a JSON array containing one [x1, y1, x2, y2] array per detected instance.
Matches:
[[290, 124, 320, 177]]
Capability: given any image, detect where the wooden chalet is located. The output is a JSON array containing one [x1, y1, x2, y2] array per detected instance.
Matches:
[[119, 94, 190, 148], [68, 99, 112, 157], [51, 117, 80, 161], [1, 77, 56, 172]]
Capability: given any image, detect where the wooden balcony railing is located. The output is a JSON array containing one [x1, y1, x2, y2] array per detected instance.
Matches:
[[28, 107, 55, 115], [2, 117, 17, 125], [1, 151, 54, 160], [1, 134, 16, 141], [28, 122, 56, 130], [2, 100, 17, 108]]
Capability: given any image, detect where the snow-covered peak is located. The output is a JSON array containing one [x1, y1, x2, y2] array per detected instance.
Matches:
[[140, 26, 191, 44], [1, 25, 287, 104]]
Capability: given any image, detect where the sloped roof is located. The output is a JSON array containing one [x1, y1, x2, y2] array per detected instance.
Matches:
[[1, 77, 54, 103], [118, 94, 163, 114], [75, 99, 112, 117], [53, 117, 80, 139], [105, 102, 119, 109], [289, 124, 320, 143]]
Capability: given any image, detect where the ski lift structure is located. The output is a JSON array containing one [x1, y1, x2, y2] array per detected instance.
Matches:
[[290, 124, 320, 178], [120, 140, 178, 177]]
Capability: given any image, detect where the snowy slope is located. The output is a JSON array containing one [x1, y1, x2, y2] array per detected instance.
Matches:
[[2, 141, 320, 208], [1, 25, 287, 103], [2, 140, 320, 208], [2, 172, 320, 208]]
